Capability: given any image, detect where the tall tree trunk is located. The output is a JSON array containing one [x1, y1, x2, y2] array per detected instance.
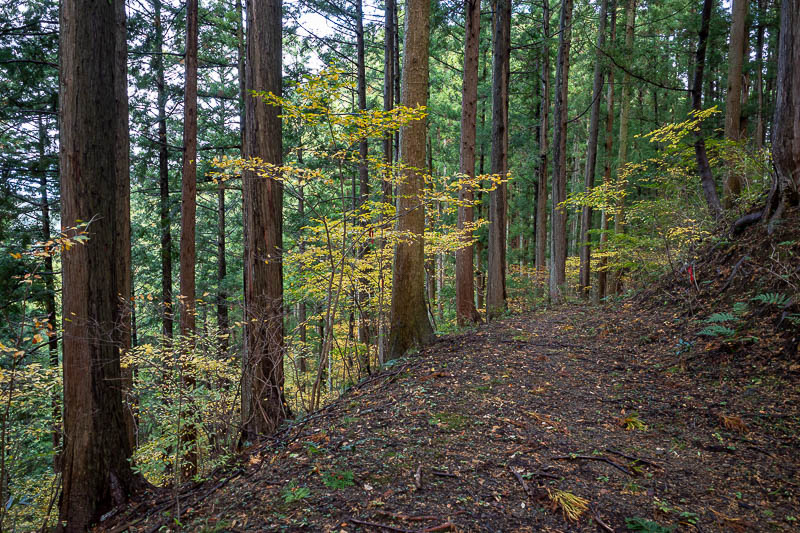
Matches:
[[388, 0, 435, 358], [456, 0, 482, 326], [723, 0, 749, 205], [487, 0, 511, 319], [58, 0, 136, 528], [217, 181, 229, 357], [476, 45, 488, 306], [356, 0, 369, 207], [298, 178, 308, 374], [355, 0, 370, 351], [755, 0, 766, 150], [383, 0, 395, 203], [765, 0, 800, 230], [378, 0, 395, 363], [611, 0, 636, 294], [692, 0, 723, 217], [394, 0, 401, 164], [549, 0, 574, 303], [179, 0, 199, 478], [115, 0, 136, 463], [236, 0, 249, 377], [425, 143, 437, 314], [155, 0, 173, 341], [578, 0, 608, 297], [216, 94, 229, 362], [536, 0, 550, 278], [242, 0, 287, 439], [615, 0, 635, 237], [597, 0, 617, 302], [37, 116, 60, 471]]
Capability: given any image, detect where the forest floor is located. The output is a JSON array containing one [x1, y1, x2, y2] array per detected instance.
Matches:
[[102, 209, 800, 533], [104, 300, 799, 532]]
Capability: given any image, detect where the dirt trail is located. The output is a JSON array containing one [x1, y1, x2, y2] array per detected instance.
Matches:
[[106, 303, 799, 532]]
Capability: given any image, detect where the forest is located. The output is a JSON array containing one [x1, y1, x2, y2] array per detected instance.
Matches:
[[1, 0, 799, 530]]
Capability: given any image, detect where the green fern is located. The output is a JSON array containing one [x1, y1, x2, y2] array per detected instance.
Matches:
[[281, 482, 311, 503], [625, 517, 674, 533], [705, 312, 735, 323], [732, 301, 748, 315], [751, 292, 791, 307], [698, 324, 736, 338]]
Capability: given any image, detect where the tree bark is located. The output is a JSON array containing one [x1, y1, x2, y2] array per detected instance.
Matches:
[[549, 0, 574, 303], [692, 0, 723, 218], [578, 0, 608, 298], [536, 0, 550, 279], [356, 0, 369, 210], [597, 0, 617, 302], [611, 0, 636, 294], [755, 0, 766, 150], [765, 0, 800, 229], [178, 0, 199, 478], [388, 0, 435, 358], [487, 0, 511, 319], [217, 179, 229, 357], [355, 0, 371, 351], [37, 116, 60, 471], [298, 179, 308, 374], [155, 0, 173, 341], [456, 0, 483, 326], [242, 0, 287, 439], [383, 0, 395, 203], [58, 0, 136, 528], [724, 0, 749, 205], [615, 0, 635, 235]]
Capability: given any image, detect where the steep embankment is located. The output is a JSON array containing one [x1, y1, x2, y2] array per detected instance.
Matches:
[[101, 291, 799, 531], [99, 209, 799, 532]]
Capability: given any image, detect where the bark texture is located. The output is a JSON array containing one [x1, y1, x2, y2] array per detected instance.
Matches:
[[58, 0, 136, 528], [536, 0, 550, 276], [178, 0, 199, 477], [456, 0, 482, 326], [723, 0, 749, 204], [180, 0, 198, 340], [487, 0, 511, 319], [692, 0, 723, 217], [578, 0, 608, 297], [614, 0, 635, 238], [388, 0, 435, 358], [383, 0, 396, 203], [242, 0, 287, 439], [765, 0, 800, 229], [597, 0, 617, 302], [155, 0, 173, 340], [549, 0, 574, 302]]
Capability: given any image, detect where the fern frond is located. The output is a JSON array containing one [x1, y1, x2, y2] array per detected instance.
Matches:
[[705, 312, 735, 323], [751, 292, 790, 307], [698, 325, 736, 337]]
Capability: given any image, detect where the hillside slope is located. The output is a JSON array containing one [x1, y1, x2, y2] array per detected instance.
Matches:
[[101, 292, 799, 532]]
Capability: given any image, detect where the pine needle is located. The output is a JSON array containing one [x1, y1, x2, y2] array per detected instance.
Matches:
[[547, 488, 589, 522]]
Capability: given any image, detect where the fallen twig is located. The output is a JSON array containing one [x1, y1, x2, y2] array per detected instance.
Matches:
[[376, 511, 438, 522], [349, 517, 420, 533], [509, 466, 533, 498], [605, 448, 663, 469], [422, 522, 456, 532], [590, 505, 615, 532], [552, 455, 634, 476], [431, 470, 458, 478]]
